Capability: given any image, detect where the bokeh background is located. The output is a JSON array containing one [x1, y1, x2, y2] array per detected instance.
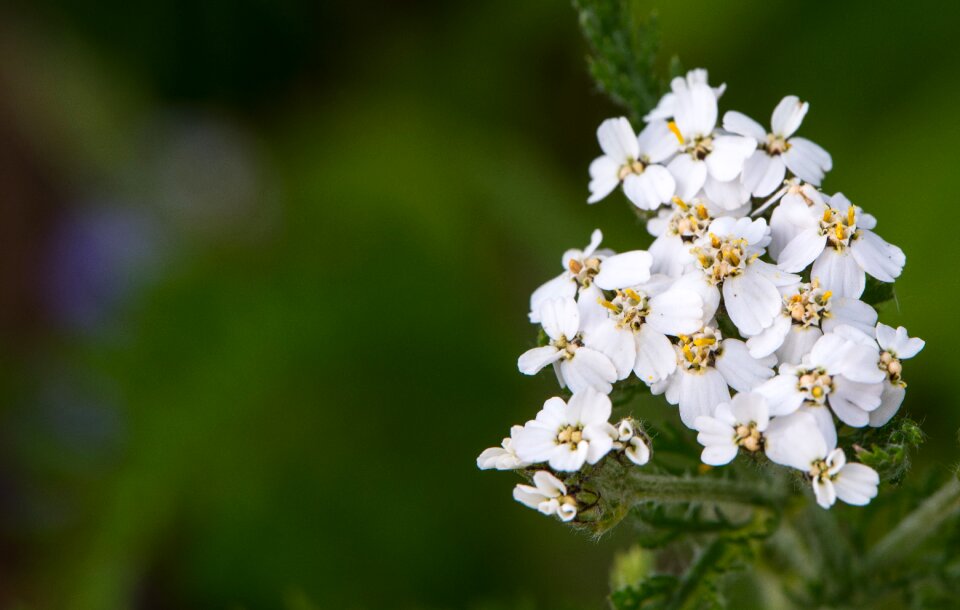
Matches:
[[0, 1, 958, 608]]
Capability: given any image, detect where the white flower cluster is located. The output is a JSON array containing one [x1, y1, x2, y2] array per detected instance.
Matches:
[[479, 69, 924, 518]]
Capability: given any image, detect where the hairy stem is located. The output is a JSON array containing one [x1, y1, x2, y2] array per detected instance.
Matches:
[[863, 477, 960, 573], [616, 471, 788, 507]]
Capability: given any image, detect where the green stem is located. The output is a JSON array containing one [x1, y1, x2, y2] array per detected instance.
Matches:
[[617, 471, 788, 507], [863, 478, 960, 574]]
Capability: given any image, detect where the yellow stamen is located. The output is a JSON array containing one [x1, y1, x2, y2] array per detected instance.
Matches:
[[568, 259, 583, 274], [822, 290, 833, 301], [693, 337, 716, 347], [835, 224, 845, 241], [696, 204, 708, 220], [667, 120, 684, 144], [847, 206, 856, 226], [671, 196, 688, 210], [624, 288, 643, 302], [811, 386, 824, 398], [598, 299, 619, 313], [822, 209, 833, 223], [682, 344, 695, 362]]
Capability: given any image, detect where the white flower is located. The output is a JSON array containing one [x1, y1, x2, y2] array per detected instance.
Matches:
[[694, 392, 770, 466], [776, 193, 905, 298], [688, 216, 799, 336], [644, 69, 726, 122], [723, 96, 832, 197], [528, 229, 653, 323], [513, 471, 578, 521], [764, 411, 880, 509], [651, 326, 776, 428], [756, 327, 886, 448], [588, 117, 678, 210], [582, 277, 705, 385], [869, 324, 925, 427], [614, 418, 652, 466], [664, 78, 756, 209], [477, 425, 530, 470], [746, 280, 878, 363], [518, 296, 620, 394], [513, 389, 618, 471]]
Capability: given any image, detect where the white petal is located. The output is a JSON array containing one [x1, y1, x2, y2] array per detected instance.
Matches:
[[597, 117, 639, 162], [569, 388, 612, 426], [730, 392, 770, 430], [755, 374, 805, 416], [771, 96, 808, 138], [584, 322, 635, 380], [715, 339, 775, 393], [583, 424, 616, 463], [763, 411, 827, 471], [513, 485, 547, 510], [701, 443, 739, 466], [776, 325, 822, 366], [632, 327, 677, 385], [557, 502, 578, 522], [812, 248, 865, 298], [667, 155, 707, 201], [587, 156, 621, 204], [676, 368, 730, 428], [834, 463, 879, 506], [705, 135, 757, 182], [533, 470, 567, 496], [747, 314, 792, 359], [869, 382, 905, 427], [850, 230, 905, 283], [722, 110, 767, 141], [582, 228, 605, 258], [830, 377, 882, 424], [722, 269, 782, 337], [595, 251, 653, 290], [518, 346, 564, 375], [637, 120, 681, 163], [703, 174, 750, 209], [548, 442, 589, 472], [671, 273, 720, 322], [560, 348, 617, 394], [887, 326, 925, 359], [751, 259, 801, 287], [813, 478, 837, 509], [673, 81, 718, 139], [782, 138, 832, 185], [646, 288, 704, 336], [742, 151, 787, 198], [623, 166, 675, 210], [539, 297, 580, 341], [824, 297, 878, 336], [769, 194, 821, 259], [529, 274, 576, 323], [777, 229, 827, 272], [626, 437, 651, 465]]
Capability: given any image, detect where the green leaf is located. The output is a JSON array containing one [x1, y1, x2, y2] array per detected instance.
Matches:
[[573, 0, 666, 123]]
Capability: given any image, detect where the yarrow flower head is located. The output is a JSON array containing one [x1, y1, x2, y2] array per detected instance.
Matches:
[[484, 64, 925, 546]]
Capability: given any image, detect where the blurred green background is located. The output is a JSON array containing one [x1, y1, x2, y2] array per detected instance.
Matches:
[[0, 1, 958, 608]]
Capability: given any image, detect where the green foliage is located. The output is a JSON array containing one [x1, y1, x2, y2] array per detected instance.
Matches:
[[849, 416, 925, 483], [573, 0, 666, 123], [861, 277, 897, 307]]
